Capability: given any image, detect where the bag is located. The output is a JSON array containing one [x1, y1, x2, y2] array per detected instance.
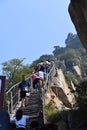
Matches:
[[26, 92, 30, 97], [0, 111, 10, 130]]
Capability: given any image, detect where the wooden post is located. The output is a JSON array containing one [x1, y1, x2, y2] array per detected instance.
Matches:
[[0, 76, 6, 111]]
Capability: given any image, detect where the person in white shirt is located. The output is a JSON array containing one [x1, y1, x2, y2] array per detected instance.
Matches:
[[11, 109, 29, 130], [38, 70, 45, 88], [10, 109, 39, 130]]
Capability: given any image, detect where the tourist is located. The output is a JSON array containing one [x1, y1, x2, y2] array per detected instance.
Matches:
[[11, 109, 29, 130], [19, 75, 30, 107]]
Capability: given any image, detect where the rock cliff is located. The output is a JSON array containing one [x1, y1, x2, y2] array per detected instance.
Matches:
[[68, 0, 87, 50], [45, 69, 75, 110]]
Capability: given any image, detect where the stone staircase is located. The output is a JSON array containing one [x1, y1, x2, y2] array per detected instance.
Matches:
[[21, 89, 44, 130]]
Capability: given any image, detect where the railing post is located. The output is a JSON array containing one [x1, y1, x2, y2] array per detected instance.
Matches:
[[42, 89, 47, 124], [7, 100, 10, 114], [10, 91, 13, 114], [18, 89, 20, 104]]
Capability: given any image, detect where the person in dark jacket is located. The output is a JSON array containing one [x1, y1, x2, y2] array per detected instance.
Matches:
[[19, 75, 30, 107]]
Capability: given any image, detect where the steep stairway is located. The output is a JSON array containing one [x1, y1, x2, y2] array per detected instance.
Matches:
[[21, 89, 44, 130]]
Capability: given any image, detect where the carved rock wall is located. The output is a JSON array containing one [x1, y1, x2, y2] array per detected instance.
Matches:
[[68, 0, 87, 50]]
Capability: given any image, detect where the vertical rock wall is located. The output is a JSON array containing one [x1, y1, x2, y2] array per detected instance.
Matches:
[[68, 0, 87, 50]]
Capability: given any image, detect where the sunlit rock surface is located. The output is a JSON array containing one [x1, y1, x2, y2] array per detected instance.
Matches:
[[68, 0, 87, 50], [45, 69, 75, 110]]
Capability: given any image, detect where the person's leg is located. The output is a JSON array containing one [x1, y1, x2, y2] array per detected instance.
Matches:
[[25, 96, 29, 106], [33, 79, 39, 89], [39, 79, 43, 88], [20, 91, 24, 107], [21, 98, 25, 107], [33, 80, 36, 89], [21, 91, 26, 107], [35, 78, 40, 90]]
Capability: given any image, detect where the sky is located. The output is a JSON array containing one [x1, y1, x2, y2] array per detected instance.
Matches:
[[0, 0, 76, 73]]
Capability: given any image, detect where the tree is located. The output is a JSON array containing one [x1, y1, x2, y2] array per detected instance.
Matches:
[[55, 48, 80, 70], [31, 54, 55, 68], [73, 79, 87, 110], [53, 46, 65, 57], [65, 33, 83, 49], [2, 58, 31, 88]]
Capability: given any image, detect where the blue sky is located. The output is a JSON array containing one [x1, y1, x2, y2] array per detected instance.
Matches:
[[0, 0, 76, 72]]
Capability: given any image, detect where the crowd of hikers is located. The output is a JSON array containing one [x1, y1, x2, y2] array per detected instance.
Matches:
[[0, 60, 60, 130], [18, 60, 54, 108], [9, 60, 55, 130]]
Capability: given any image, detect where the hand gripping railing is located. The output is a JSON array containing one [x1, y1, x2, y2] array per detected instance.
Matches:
[[42, 64, 56, 124], [6, 76, 31, 114]]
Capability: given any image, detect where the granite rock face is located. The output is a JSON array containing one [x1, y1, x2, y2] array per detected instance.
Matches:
[[68, 0, 87, 50], [45, 69, 75, 110]]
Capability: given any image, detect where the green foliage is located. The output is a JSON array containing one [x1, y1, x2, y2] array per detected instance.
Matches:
[[53, 46, 65, 57], [73, 79, 87, 110], [52, 33, 87, 72], [59, 49, 80, 68], [80, 56, 87, 75], [39, 54, 55, 62], [31, 54, 55, 68], [45, 101, 68, 123], [47, 112, 60, 123], [65, 73, 76, 87], [53, 48, 81, 70], [45, 101, 58, 121], [45, 102, 70, 125], [65, 33, 83, 49], [2, 58, 31, 88]]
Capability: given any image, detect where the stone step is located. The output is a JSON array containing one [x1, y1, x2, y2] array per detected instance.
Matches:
[[21, 90, 43, 129]]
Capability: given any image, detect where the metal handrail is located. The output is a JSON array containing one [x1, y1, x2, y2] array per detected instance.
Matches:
[[42, 64, 56, 124], [6, 63, 56, 122], [6, 76, 31, 114]]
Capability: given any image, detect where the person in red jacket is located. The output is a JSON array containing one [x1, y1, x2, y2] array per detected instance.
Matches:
[[31, 73, 40, 89]]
